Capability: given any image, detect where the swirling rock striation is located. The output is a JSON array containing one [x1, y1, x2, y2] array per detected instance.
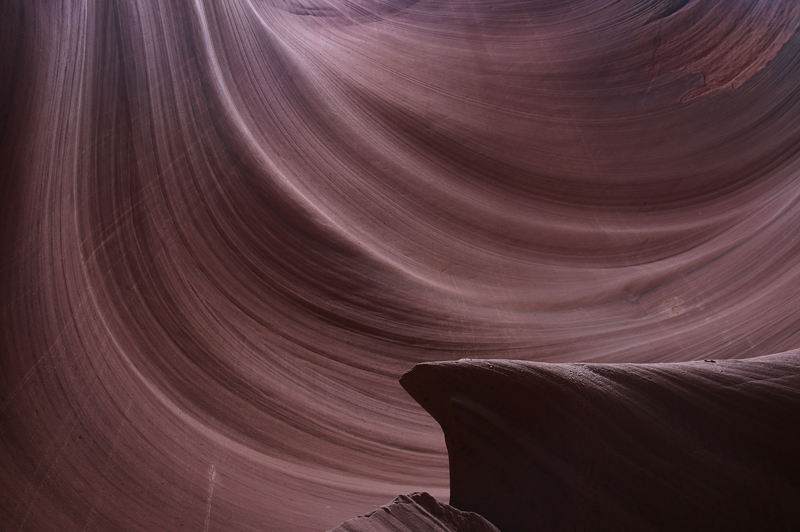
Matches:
[[3, 0, 800, 530], [402, 352, 800, 532]]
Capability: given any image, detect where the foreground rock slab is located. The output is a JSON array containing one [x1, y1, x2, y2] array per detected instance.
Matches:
[[402, 352, 800, 532], [328, 492, 500, 532]]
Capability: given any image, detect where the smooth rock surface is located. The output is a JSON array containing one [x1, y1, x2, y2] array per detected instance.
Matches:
[[3, 0, 800, 530], [402, 352, 800, 532]]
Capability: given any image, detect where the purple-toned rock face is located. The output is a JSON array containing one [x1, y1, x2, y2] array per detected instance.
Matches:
[[2, 0, 800, 530], [402, 353, 800, 532]]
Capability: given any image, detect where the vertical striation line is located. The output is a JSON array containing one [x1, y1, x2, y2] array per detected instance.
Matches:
[[203, 464, 216, 532]]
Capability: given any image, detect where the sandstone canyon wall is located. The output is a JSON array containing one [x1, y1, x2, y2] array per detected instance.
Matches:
[[2, 0, 800, 530]]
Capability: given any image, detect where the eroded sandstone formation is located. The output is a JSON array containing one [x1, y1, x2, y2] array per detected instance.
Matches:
[[402, 353, 800, 531], [2, 0, 800, 530], [328, 492, 500, 532]]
